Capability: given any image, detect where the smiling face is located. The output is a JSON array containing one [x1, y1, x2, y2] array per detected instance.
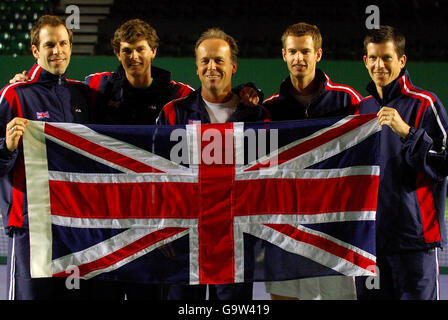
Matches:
[[32, 24, 72, 75], [116, 39, 156, 83], [282, 35, 322, 84], [196, 38, 237, 99], [364, 40, 406, 91]]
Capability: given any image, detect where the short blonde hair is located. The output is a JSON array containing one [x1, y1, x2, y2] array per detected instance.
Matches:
[[281, 22, 322, 51], [195, 28, 238, 62]]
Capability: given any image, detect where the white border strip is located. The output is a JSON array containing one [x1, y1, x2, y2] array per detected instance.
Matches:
[[23, 121, 53, 277]]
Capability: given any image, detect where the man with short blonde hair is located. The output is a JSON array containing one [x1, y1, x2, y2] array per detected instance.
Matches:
[[281, 22, 322, 51], [158, 29, 268, 300], [195, 28, 239, 63]]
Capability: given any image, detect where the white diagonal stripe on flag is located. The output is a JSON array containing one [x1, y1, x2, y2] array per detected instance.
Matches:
[[47, 123, 191, 174], [233, 212, 376, 282], [52, 227, 190, 279], [240, 223, 375, 276], [236, 116, 380, 173]]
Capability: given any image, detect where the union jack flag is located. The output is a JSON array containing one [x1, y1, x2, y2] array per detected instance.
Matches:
[[23, 114, 380, 284], [36, 111, 50, 119]]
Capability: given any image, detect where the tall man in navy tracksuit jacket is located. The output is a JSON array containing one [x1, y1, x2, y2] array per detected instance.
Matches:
[[357, 26, 448, 300], [158, 28, 269, 300], [262, 22, 362, 301], [0, 15, 93, 300]]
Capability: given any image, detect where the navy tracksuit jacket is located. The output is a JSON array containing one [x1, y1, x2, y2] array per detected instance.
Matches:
[[359, 69, 448, 254], [157, 88, 268, 300], [262, 69, 361, 120], [0, 64, 91, 233], [85, 65, 193, 125]]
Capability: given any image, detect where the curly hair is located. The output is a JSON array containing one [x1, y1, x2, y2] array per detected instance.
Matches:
[[111, 19, 159, 54]]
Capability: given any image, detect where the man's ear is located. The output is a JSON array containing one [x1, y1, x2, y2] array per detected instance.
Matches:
[[31, 45, 39, 60], [399, 54, 407, 69], [115, 50, 122, 62], [232, 62, 237, 74], [316, 48, 323, 62], [282, 48, 287, 62]]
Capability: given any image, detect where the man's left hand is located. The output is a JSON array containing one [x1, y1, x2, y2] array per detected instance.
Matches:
[[377, 106, 411, 139]]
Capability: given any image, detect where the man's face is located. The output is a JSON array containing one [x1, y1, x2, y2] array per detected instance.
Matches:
[[282, 35, 322, 81], [32, 25, 72, 75], [196, 38, 237, 94], [116, 39, 156, 79], [363, 41, 406, 88]]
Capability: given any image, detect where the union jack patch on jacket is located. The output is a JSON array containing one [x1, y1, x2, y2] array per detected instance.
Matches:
[[36, 111, 50, 119]]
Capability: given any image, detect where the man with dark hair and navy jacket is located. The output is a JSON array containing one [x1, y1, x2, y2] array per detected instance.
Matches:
[[157, 28, 268, 300], [357, 25, 448, 300], [0, 15, 93, 300], [263, 22, 362, 300]]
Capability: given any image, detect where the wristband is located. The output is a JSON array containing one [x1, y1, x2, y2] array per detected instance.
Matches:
[[401, 126, 416, 142]]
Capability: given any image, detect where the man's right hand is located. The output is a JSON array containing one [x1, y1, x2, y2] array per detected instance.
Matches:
[[9, 71, 29, 84], [239, 86, 260, 107], [6, 117, 29, 152]]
